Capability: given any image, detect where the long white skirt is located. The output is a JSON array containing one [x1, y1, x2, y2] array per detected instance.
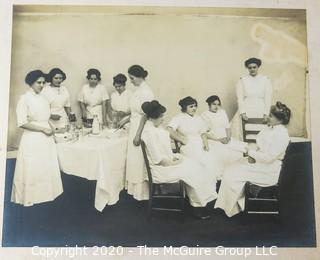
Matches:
[[151, 156, 217, 207], [125, 114, 149, 200], [214, 158, 281, 217], [11, 130, 63, 206], [180, 135, 223, 178]]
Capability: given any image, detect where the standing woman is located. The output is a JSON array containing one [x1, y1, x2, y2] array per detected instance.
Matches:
[[78, 68, 110, 126], [215, 102, 291, 217], [11, 70, 63, 207], [230, 58, 273, 139], [41, 68, 71, 130], [124, 65, 154, 200]]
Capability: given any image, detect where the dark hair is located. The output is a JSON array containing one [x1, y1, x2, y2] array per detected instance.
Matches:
[[113, 73, 127, 86], [178, 96, 198, 112], [205, 95, 221, 106], [25, 70, 46, 86], [128, 65, 148, 79], [86, 68, 101, 81], [46, 68, 66, 82], [244, 57, 262, 68], [270, 101, 291, 125], [141, 100, 166, 119]]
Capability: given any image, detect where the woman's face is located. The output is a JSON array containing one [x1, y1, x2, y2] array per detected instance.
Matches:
[[185, 103, 197, 116], [114, 83, 126, 94], [247, 63, 259, 77], [129, 74, 143, 87], [88, 74, 99, 87], [31, 76, 46, 94], [268, 112, 282, 126], [51, 73, 64, 87], [151, 113, 165, 127], [209, 100, 221, 113]]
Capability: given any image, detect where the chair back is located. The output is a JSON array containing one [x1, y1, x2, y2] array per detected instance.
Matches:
[[242, 118, 267, 143], [140, 141, 154, 191], [277, 142, 291, 186]]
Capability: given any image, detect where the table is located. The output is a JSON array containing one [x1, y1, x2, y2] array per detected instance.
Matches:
[[56, 131, 128, 212]]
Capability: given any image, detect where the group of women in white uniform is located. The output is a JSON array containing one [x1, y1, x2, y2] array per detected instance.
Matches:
[[11, 58, 291, 221]]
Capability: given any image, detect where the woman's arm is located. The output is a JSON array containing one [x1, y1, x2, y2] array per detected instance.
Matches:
[[20, 123, 53, 136], [201, 133, 209, 151], [64, 106, 71, 118], [133, 115, 147, 146], [79, 102, 87, 119], [167, 127, 187, 145], [101, 100, 107, 126]]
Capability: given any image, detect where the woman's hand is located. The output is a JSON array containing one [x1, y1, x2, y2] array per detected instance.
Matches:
[[171, 156, 183, 166], [42, 128, 53, 136], [203, 142, 209, 151], [241, 113, 249, 121], [133, 135, 141, 146], [248, 156, 256, 164], [263, 114, 269, 123], [180, 135, 188, 145], [219, 137, 230, 144], [50, 114, 61, 121]]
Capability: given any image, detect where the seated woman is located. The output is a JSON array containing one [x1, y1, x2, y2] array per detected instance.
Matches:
[[141, 100, 217, 219], [11, 70, 63, 207], [167, 96, 222, 178], [201, 95, 246, 176], [41, 68, 72, 131], [214, 102, 291, 217], [78, 68, 110, 126], [110, 73, 132, 124]]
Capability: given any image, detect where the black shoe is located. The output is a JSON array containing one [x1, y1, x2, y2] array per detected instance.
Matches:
[[193, 207, 211, 220]]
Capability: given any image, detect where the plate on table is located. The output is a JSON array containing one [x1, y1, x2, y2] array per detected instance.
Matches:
[[54, 132, 75, 143]]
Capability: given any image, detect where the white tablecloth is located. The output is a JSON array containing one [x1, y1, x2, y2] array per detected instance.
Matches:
[[56, 133, 128, 212]]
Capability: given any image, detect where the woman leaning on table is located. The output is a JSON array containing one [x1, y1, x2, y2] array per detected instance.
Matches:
[[11, 70, 63, 207], [119, 65, 154, 201], [141, 100, 217, 219], [78, 68, 110, 126], [41, 68, 72, 131], [215, 102, 291, 217], [230, 57, 273, 140]]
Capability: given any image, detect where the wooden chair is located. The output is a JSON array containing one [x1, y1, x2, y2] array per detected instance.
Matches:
[[244, 143, 291, 218], [242, 118, 267, 143], [141, 141, 186, 222]]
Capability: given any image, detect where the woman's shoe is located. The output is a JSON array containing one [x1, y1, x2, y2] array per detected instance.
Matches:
[[193, 207, 211, 220]]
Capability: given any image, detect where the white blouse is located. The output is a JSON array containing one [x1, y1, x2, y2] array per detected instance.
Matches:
[[201, 109, 230, 139], [248, 124, 290, 164], [168, 113, 208, 136], [129, 81, 154, 117], [236, 74, 272, 117], [77, 83, 109, 107], [111, 89, 132, 113], [17, 89, 51, 128]]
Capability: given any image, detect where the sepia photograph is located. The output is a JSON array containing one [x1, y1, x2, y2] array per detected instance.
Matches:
[[0, 0, 319, 259]]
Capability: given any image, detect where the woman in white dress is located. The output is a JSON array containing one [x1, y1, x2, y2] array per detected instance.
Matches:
[[201, 95, 245, 178], [167, 96, 222, 179], [41, 68, 72, 130], [230, 58, 273, 140], [11, 70, 63, 207], [120, 65, 154, 200], [78, 68, 110, 126], [141, 100, 217, 219], [110, 73, 132, 124], [215, 102, 291, 217]]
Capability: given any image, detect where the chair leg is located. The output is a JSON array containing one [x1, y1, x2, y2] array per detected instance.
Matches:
[[147, 197, 152, 221], [180, 197, 185, 223]]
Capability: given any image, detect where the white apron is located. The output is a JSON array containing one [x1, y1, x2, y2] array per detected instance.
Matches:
[[11, 90, 63, 206], [125, 82, 154, 200]]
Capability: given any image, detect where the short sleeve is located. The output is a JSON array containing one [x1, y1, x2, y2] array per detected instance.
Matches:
[[77, 86, 85, 102], [137, 88, 154, 114], [167, 115, 181, 131], [100, 85, 110, 101], [16, 96, 29, 127], [201, 111, 210, 127], [198, 116, 209, 134]]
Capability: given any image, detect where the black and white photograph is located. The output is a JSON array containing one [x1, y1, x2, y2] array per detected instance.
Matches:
[[0, 0, 319, 259]]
